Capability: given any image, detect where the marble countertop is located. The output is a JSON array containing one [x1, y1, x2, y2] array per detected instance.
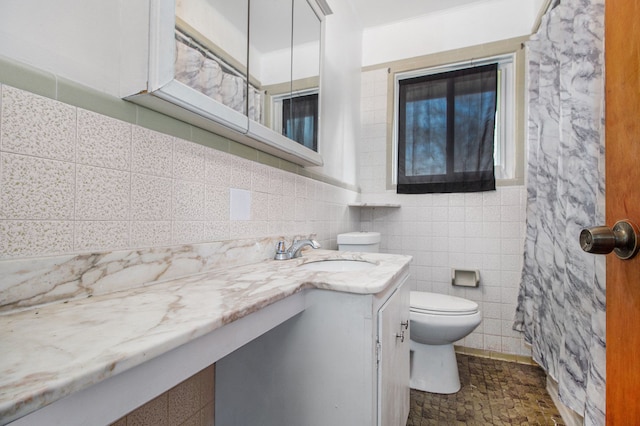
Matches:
[[0, 250, 411, 424]]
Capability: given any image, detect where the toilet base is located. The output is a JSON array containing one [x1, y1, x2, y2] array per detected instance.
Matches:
[[410, 340, 461, 394]]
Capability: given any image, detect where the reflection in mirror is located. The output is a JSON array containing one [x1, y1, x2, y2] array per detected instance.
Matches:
[[249, 0, 293, 132], [251, 0, 321, 152], [169, 0, 323, 155], [174, 0, 260, 120], [280, 91, 318, 151], [287, 0, 321, 150]]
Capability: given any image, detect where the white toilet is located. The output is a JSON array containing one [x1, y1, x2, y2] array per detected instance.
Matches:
[[410, 291, 481, 394]]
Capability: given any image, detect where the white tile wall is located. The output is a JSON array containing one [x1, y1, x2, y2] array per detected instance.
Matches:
[[132, 126, 174, 178], [0, 85, 76, 162], [358, 69, 530, 357], [77, 109, 131, 170], [76, 165, 130, 220], [131, 174, 173, 221], [1, 153, 75, 219], [0, 84, 359, 259]]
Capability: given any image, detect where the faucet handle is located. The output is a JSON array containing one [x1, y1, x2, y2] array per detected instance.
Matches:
[[274, 240, 289, 260]]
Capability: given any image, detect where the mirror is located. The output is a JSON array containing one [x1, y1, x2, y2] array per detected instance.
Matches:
[[250, 0, 321, 151], [174, 0, 251, 118], [287, 0, 321, 151], [249, 0, 293, 131], [249, 0, 293, 133], [132, 0, 326, 166]]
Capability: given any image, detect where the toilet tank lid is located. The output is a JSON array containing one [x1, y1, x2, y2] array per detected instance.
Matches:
[[410, 291, 478, 314], [337, 232, 381, 245]]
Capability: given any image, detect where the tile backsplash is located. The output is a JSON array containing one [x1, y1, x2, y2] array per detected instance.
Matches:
[[0, 84, 359, 260]]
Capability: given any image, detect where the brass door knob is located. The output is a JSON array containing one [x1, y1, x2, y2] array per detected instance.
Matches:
[[580, 220, 640, 260]]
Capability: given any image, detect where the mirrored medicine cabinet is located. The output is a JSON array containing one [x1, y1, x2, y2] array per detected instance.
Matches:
[[125, 0, 330, 166]]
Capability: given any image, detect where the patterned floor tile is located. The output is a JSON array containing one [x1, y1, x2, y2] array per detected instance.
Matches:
[[408, 354, 565, 425]]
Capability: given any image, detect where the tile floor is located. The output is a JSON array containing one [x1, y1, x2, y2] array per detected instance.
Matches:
[[407, 354, 565, 425]]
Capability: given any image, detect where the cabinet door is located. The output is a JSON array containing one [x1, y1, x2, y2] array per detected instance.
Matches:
[[377, 281, 410, 426]]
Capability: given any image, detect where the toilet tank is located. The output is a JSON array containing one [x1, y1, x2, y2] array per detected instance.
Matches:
[[337, 232, 381, 253]]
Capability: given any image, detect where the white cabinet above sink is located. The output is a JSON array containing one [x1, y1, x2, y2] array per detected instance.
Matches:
[[124, 0, 330, 167]]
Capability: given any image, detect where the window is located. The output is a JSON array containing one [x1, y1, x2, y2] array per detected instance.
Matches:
[[272, 91, 319, 152], [393, 55, 517, 193]]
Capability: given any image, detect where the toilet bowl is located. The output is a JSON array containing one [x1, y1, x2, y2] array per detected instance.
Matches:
[[409, 291, 482, 394]]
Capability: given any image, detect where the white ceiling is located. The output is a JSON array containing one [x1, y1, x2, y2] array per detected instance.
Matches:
[[346, 0, 492, 28]]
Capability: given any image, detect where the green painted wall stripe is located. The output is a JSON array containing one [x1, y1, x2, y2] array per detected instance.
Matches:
[[0, 56, 57, 99]]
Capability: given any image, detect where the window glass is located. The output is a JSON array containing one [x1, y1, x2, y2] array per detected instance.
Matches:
[[453, 72, 497, 174], [397, 64, 498, 194], [403, 81, 447, 176]]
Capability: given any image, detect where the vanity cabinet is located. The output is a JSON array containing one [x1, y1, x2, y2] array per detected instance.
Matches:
[[215, 274, 410, 426], [124, 0, 327, 166]]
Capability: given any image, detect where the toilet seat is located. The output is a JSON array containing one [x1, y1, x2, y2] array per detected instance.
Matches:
[[410, 291, 478, 316]]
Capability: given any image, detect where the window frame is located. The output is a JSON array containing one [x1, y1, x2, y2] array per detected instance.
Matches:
[[392, 53, 517, 187]]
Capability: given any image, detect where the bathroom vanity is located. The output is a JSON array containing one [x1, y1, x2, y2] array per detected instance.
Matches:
[[216, 269, 410, 426], [0, 248, 411, 426]]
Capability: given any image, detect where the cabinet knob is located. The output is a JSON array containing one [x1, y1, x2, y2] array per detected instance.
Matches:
[[396, 331, 405, 343]]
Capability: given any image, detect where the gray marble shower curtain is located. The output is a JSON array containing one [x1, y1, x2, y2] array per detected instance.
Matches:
[[514, 0, 605, 424]]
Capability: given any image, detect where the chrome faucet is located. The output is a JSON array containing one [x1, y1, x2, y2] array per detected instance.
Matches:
[[274, 239, 321, 260]]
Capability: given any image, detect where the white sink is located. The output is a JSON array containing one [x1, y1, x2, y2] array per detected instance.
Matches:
[[298, 259, 376, 272]]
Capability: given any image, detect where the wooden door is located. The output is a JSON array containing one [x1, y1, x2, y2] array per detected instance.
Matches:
[[605, 0, 640, 423]]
